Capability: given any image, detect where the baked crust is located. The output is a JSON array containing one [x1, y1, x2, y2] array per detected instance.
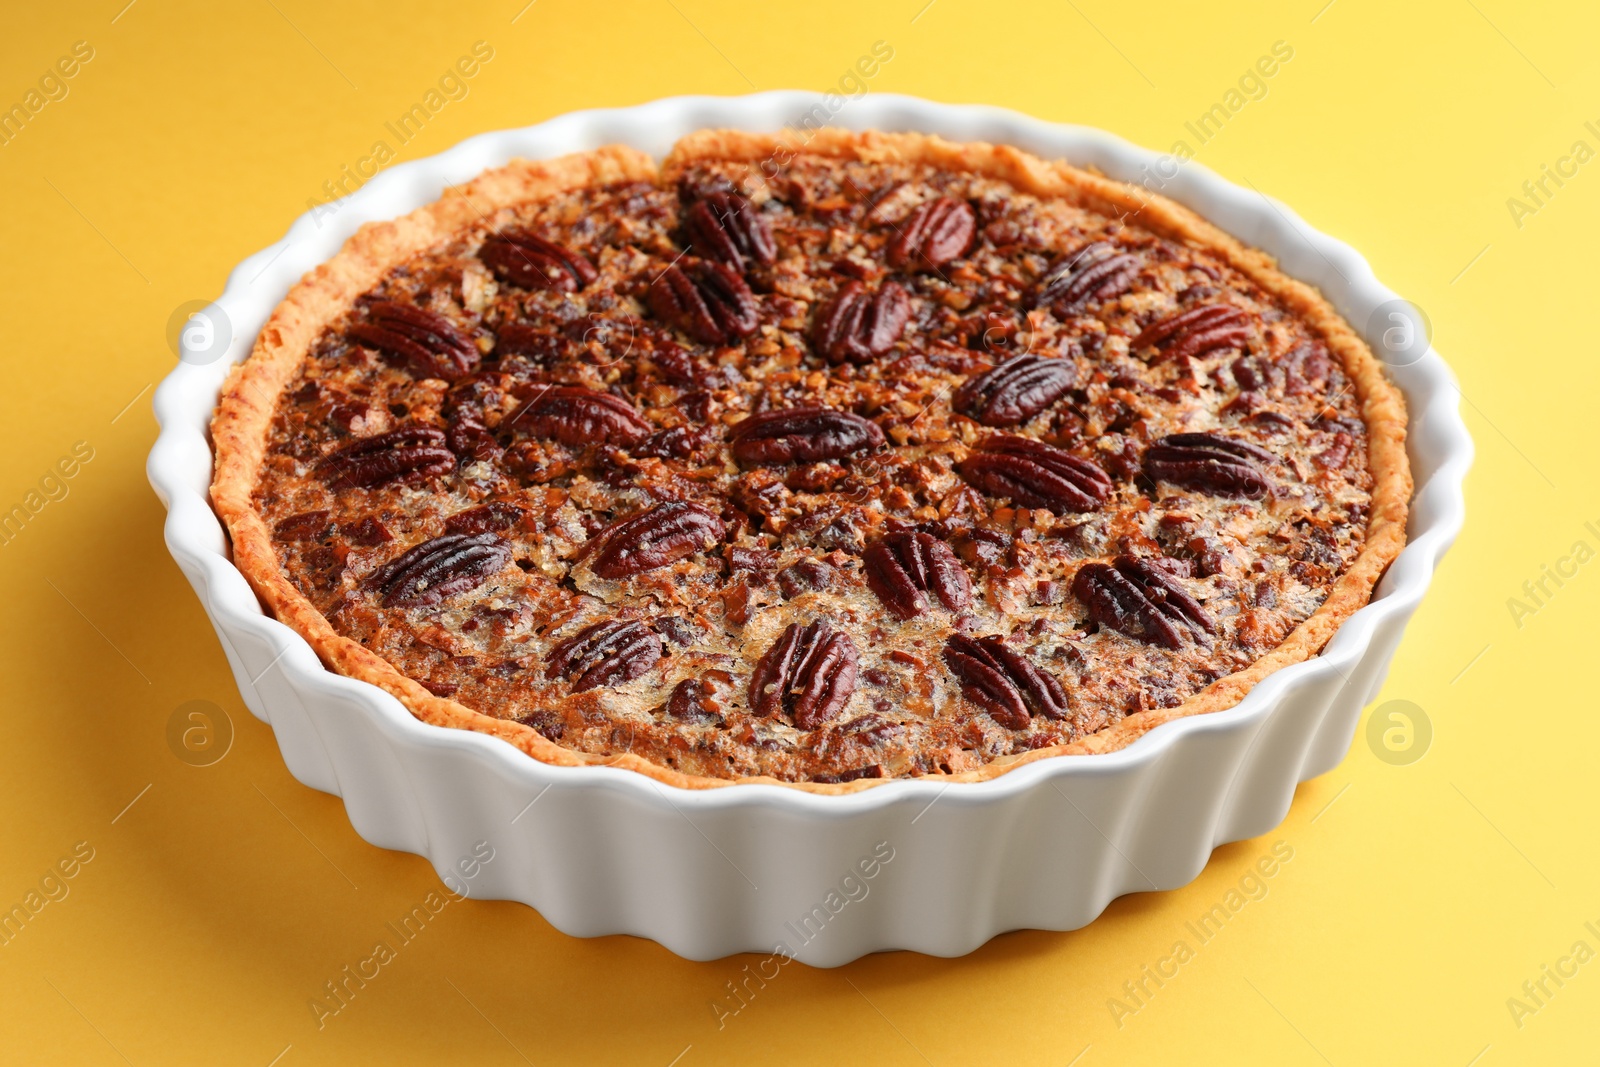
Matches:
[[211, 130, 1410, 793]]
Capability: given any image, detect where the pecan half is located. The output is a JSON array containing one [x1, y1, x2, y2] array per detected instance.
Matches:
[[646, 260, 759, 346], [887, 197, 975, 272], [953, 354, 1077, 427], [444, 501, 528, 536], [347, 302, 479, 381], [316, 427, 456, 489], [1033, 241, 1141, 314], [367, 532, 512, 608], [942, 634, 1068, 729], [811, 281, 911, 364], [588, 501, 727, 579], [749, 621, 859, 729], [1143, 432, 1276, 498], [682, 191, 776, 273], [1131, 304, 1252, 362], [864, 532, 972, 620], [1072, 556, 1214, 649], [956, 435, 1113, 513], [505, 385, 651, 447], [479, 231, 598, 292], [728, 406, 885, 466], [547, 620, 662, 691]]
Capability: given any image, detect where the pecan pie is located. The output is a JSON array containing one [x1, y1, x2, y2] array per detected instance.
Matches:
[[211, 130, 1410, 792]]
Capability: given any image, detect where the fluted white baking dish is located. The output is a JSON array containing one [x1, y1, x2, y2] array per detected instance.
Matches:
[[147, 92, 1470, 965]]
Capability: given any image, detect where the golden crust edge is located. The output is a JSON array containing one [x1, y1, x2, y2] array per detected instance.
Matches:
[[211, 129, 1412, 796]]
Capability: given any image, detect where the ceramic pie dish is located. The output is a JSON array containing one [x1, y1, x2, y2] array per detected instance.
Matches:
[[150, 92, 1470, 964]]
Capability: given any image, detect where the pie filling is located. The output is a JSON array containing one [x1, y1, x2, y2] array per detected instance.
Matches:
[[247, 146, 1378, 783]]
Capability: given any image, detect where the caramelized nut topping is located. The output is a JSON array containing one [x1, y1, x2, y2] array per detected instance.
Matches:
[[250, 140, 1386, 783]]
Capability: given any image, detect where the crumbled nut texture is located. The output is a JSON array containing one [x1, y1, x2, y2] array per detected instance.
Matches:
[[247, 149, 1380, 784]]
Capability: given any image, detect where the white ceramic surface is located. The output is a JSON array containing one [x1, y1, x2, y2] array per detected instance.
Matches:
[[147, 92, 1471, 966]]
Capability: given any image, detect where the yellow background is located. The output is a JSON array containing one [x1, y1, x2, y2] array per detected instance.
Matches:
[[2, 0, 1596, 1062]]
